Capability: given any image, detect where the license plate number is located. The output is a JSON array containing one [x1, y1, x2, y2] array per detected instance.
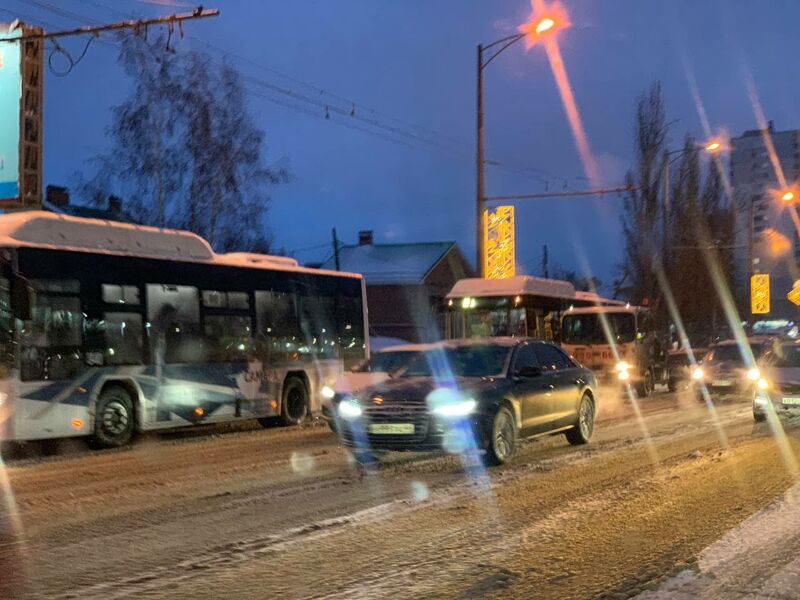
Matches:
[[712, 380, 732, 387], [369, 423, 414, 435], [783, 397, 800, 406]]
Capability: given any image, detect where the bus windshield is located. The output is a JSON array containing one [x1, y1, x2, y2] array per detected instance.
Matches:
[[562, 312, 636, 345]]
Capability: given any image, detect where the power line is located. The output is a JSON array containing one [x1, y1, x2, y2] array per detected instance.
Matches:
[[486, 186, 635, 202]]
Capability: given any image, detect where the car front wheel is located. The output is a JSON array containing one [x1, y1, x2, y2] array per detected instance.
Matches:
[[566, 394, 595, 446], [483, 406, 516, 466]]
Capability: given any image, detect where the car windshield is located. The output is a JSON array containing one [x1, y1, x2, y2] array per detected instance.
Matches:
[[772, 345, 800, 368], [562, 312, 636, 344], [401, 344, 510, 378], [709, 343, 765, 364], [352, 350, 418, 373]]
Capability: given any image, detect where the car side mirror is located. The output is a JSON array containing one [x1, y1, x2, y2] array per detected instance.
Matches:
[[516, 365, 543, 378]]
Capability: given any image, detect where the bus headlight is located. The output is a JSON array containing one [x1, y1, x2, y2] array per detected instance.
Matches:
[[746, 368, 761, 382], [692, 367, 704, 380], [337, 399, 362, 419], [617, 369, 630, 381], [615, 361, 631, 372], [321, 385, 336, 399], [432, 399, 477, 417], [757, 377, 770, 391]]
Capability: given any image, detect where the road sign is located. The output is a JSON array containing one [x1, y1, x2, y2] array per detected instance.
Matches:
[[788, 281, 800, 306], [483, 205, 515, 279], [751, 273, 770, 314]]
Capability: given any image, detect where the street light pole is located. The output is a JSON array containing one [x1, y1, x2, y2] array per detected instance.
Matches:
[[476, 44, 486, 277]]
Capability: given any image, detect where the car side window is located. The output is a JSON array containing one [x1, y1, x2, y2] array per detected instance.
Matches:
[[534, 343, 571, 371], [512, 344, 539, 374]]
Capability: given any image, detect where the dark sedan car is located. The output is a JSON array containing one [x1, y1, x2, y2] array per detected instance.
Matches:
[[331, 338, 598, 466]]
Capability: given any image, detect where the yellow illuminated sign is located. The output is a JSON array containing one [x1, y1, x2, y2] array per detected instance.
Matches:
[[483, 205, 515, 280], [788, 280, 800, 306], [751, 274, 770, 314]]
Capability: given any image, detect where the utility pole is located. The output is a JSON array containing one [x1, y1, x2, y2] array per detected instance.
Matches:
[[542, 244, 549, 278], [475, 44, 486, 278], [332, 228, 340, 271], [662, 154, 669, 264]]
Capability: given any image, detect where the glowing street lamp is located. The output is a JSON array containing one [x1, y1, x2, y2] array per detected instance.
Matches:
[[781, 190, 795, 203], [535, 16, 556, 34], [704, 140, 722, 153], [475, 1, 570, 276]]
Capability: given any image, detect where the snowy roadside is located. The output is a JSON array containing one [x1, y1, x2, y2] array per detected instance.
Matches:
[[637, 480, 800, 599]]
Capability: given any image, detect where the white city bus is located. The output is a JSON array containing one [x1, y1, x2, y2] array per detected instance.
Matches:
[[0, 212, 367, 447]]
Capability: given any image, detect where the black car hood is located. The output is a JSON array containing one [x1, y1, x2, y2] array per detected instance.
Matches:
[[358, 376, 504, 402]]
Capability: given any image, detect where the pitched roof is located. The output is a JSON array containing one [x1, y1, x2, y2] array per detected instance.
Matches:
[[320, 241, 456, 284]]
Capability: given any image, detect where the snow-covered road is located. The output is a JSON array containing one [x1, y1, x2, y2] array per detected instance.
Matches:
[[2, 390, 800, 599]]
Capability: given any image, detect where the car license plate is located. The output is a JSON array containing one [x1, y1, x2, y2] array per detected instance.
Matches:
[[369, 423, 414, 435], [782, 397, 800, 406], [712, 380, 732, 387]]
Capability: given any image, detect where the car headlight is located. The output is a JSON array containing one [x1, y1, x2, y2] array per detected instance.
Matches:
[[617, 369, 630, 381], [321, 385, 336, 399], [757, 377, 770, 390], [692, 367, 704, 380], [432, 399, 477, 417], [746, 368, 760, 382], [337, 399, 362, 419], [615, 361, 631, 372]]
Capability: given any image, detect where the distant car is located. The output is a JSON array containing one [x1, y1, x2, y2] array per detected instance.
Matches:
[[666, 346, 709, 392], [321, 344, 425, 430], [331, 338, 598, 466], [691, 337, 772, 400], [753, 340, 800, 422]]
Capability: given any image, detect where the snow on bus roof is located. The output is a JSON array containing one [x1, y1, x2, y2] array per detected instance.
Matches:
[[446, 275, 576, 300], [0, 211, 361, 279]]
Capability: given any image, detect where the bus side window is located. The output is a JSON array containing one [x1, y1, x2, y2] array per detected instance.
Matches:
[[147, 284, 203, 364], [103, 313, 144, 365], [255, 290, 301, 355]]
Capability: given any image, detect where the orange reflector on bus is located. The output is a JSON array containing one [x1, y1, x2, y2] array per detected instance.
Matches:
[[194, 407, 205, 418], [74, 386, 87, 394], [71, 419, 83, 429], [270, 401, 278, 410]]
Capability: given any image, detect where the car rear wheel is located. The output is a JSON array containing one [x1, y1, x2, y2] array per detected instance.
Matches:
[[280, 376, 308, 426], [483, 406, 516, 466], [635, 369, 654, 398], [566, 394, 595, 445]]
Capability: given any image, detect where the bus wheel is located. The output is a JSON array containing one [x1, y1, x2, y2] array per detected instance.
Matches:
[[635, 369, 654, 398], [91, 386, 135, 448], [280, 376, 308, 426]]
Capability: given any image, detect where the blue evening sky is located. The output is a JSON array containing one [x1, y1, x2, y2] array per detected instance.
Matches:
[[6, 0, 800, 288]]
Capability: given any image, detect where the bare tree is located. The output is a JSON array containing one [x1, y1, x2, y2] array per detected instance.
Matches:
[[77, 35, 288, 252]]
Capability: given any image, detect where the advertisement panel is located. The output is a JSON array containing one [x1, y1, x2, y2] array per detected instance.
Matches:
[[0, 25, 21, 203]]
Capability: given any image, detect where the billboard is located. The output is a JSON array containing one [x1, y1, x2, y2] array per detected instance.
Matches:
[[483, 205, 515, 280], [0, 25, 21, 203]]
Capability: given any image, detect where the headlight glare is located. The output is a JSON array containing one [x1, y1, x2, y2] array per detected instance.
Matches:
[[615, 361, 631, 372], [432, 399, 477, 417], [692, 367, 704, 380], [321, 385, 336, 399], [338, 399, 362, 419], [746, 368, 760, 382], [757, 377, 769, 390]]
